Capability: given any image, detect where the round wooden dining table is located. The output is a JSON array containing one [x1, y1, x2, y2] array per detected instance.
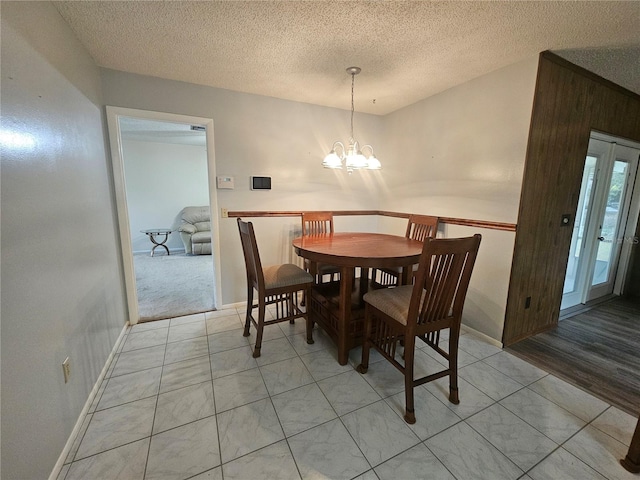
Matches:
[[292, 232, 423, 364]]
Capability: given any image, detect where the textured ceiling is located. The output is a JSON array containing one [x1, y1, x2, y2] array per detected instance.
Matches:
[[54, 1, 640, 115]]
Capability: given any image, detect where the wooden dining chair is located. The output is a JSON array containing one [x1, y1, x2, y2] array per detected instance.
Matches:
[[237, 218, 314, 358], [302, 211, 335, 236], [301, 212, 341, 283], [357, 234, 481, 424], [372, 214, 440, 287]]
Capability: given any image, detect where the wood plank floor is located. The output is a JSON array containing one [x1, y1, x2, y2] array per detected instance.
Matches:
[[507, 296, 640, 416]]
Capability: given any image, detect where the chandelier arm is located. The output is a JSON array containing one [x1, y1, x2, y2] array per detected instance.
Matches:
[[332, 141, 346, 158], [361, 144, 374, 157]]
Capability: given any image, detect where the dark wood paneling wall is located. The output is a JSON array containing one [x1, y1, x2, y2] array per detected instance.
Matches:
[[503, 51, 640, 345]]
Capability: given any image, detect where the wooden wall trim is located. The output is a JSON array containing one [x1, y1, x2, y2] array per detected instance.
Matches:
[[227, 210, 517, 232], [438, 217, 516, 232]]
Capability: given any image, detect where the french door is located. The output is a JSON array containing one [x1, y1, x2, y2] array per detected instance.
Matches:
[[562, 136, 640, 310]]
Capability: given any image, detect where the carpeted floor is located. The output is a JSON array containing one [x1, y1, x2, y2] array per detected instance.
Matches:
[[133, 252, 215, 321]]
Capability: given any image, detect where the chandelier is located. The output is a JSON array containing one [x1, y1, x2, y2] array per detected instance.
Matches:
[[323, 67, 381, 173]]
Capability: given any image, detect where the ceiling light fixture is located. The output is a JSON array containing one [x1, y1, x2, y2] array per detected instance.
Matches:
[[323, 67, 381, 173]]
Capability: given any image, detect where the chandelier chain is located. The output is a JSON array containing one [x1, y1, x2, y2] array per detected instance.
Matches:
[[350, 72, 355, 143]]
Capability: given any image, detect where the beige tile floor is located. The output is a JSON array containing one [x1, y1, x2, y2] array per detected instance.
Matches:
[[57, 307, 637, 480]]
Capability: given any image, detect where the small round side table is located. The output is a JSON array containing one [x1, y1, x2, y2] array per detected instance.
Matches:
[[141, 229, 172, 256]]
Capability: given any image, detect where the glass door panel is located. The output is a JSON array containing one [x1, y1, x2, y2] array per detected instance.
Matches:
[[591, 160, 629, 286], [561, 139, 608, 310], [586, 144, 639, 302], [563, 156, 597, 296]]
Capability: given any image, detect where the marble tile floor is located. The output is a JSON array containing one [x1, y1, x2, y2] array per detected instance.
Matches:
[[57, 307, 638, 480]]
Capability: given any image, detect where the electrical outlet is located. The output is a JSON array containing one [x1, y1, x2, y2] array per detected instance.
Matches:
[[221, 208, 229, 218], [62, 357, 71, 383]]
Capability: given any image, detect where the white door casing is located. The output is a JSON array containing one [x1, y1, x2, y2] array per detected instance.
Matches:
[[106, 106, 222, 324]]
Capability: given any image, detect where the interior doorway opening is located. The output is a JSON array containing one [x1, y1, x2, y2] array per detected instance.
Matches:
[[561, 132, 640, 313], [106, 107, 222, 325]]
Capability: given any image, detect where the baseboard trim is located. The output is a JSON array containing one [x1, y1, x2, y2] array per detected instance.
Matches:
[[49, 323, 129, 480], [221, 301, 245, 310], [132, 248, 186, 255], [461, 323, 504, 348]]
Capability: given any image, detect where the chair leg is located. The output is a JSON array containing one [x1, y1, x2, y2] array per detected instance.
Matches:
[[403, 337, 416, 424], [252, 302, 266, 358], [357, 306, 373, 374], [448, 329, 460, 405], [243, 286, 253, 337], [356, 341, 370, 374], [288, 294, 296, 324], [304, 287, 315, 345]]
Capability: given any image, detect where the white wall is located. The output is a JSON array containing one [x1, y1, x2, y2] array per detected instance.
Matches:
[[101, 69, 384, 305], [122, 138, 209, 252], [378, 58, 539, 340], [0, 3, 128, 479], [102, 58, 539, 341]]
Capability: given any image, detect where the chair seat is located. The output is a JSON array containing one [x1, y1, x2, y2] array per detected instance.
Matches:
[[303, 259, 340, 284], [318, 263, 341, 275], [304, 259, 340, 275], [363, 285, 414, 325], [191, 231, 211, 244], [381, 264, 418, 275], [264, 264, 313, 290]]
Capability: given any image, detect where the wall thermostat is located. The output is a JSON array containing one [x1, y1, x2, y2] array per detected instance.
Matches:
[[251, 176, 271, 190], [217, 176, 235, 189]]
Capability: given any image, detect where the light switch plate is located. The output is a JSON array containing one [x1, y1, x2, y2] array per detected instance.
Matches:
[[217, 176, 234, 189]]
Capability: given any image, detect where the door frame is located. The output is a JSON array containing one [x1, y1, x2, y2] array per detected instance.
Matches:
[[591, 132, 640, 299], [562, 130, 640, 311], [106, 106, 222, 325]]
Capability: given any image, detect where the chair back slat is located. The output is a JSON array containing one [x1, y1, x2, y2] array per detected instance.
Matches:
[[410, 235, 481, 328], [405, 214, 439, 242], [237, 218, 265, 292], [421, 252, 455, 322], [302, 212, 335, 236]]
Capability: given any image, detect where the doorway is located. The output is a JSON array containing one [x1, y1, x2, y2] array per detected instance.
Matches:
[[562, 132, 640, 311], [106, 107, 222, 325]]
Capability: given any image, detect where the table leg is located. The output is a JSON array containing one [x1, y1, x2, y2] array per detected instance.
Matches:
[[400, 265, 412, 285], [149, 233, 170, 257], [301, 260, 318, 308], [308, 260, 318, 279], [359, 267, 369, 306], [338, 266, 354, 365]]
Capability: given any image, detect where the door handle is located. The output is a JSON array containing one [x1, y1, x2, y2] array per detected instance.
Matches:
[[597, 236, 605, 241]]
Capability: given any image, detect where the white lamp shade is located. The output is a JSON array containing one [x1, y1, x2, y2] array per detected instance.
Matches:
[[366, 155, 382, 170], [322, 151, 343, 169], [345, 144, 368, 169]]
